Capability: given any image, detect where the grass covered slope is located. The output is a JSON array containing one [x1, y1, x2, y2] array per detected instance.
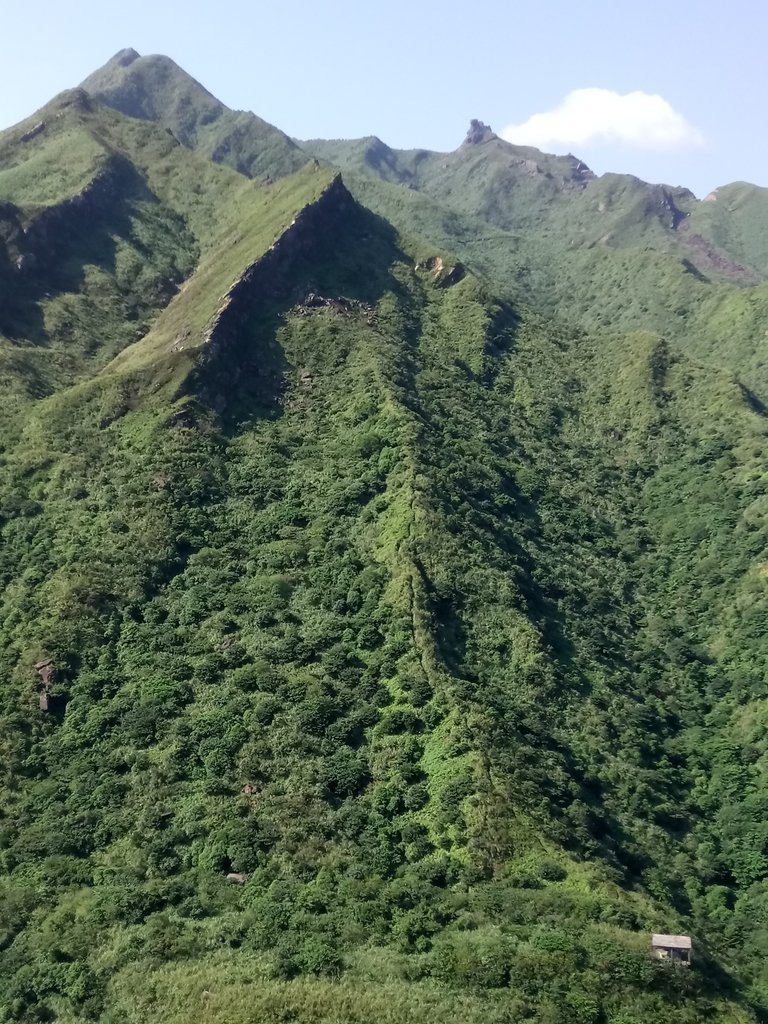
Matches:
[[61, 49, 768, 397], [300, 129, 697, 246], [81, 48, 308, 182]]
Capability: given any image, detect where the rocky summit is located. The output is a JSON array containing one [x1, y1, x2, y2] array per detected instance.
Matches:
[[1, 48, 768, 1024], [463, 119, 498, 145]]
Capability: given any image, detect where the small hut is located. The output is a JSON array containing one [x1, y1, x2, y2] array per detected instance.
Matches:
[[651, 934, 692, 965]]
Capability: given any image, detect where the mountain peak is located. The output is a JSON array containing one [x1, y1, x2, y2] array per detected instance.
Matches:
[[463, 119, 497, 145], [112, 47, 140, 68], [80, 49, 219, 120], [79, 49, 307, 181]]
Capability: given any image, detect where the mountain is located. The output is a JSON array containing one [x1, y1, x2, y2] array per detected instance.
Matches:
[[298, 128, 768, 404], [1, 50, 768, 1024], [80, 48, 307, 181], [299, 121, 768, 276]]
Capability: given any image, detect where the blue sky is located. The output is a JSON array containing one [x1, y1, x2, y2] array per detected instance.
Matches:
[[0, 0, 762, 197]]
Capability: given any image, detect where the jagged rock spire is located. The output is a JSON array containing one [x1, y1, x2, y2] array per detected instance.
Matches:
[[463, 119, 497, 145]]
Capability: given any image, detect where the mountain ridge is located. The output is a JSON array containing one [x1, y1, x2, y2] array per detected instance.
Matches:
[[78, 49, 757, 201]]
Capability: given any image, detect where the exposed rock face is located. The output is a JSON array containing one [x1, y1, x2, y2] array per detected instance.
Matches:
[[20, 121, 45, 143], [414, 255, 465, 287], [659, 188, 688, 230], [298, 291, 369, 314], [463, 119, 497, 145], [516, 158, 542, 177], [678, 228, 758, 285], [34, 658, 56, 686], [435, 262, 466, 288], [563, 154, 597, 186], [0, 203, 27, 267], [34, 658, 56, 712], [14, 253, 35, 272]]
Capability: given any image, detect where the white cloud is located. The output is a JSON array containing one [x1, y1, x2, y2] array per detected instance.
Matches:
[[502, 88, 704, 152]]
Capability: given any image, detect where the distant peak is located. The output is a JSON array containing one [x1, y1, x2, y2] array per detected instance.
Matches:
[[111, 48, 140, 68], [463, 119, 497, 145]]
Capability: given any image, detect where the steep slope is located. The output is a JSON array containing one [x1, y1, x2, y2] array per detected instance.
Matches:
[[303, 126, 607, 236], [686, 181, 768, 274], [77, 49, 768, 393], [81, 48, 307, 181], [107, 167, 353, 412], [0, 92, 191, 432]]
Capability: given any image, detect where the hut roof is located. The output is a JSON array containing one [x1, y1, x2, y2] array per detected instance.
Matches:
[[652, 934, 692, 949]]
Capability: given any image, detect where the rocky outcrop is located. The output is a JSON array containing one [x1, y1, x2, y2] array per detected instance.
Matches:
[[563, 154, 596, 187], [463, 120, 497, 145], [0, 203, 26, 273], [514, 157, 545, 178], [113, 47, 141, 68], [658, 187, 689, 230], [435, 262, 466, 287], [415, 255, 466, 287], [34, 658, 56, 712], [297, 291, 371, 315], [20, 121, 46, 144]]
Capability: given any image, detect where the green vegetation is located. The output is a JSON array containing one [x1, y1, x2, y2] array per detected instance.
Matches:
[[298, 131, 768, 403], [81, 48, 308, 182], [1, 50, 768, 1024], [687, 182, 768, 273], [0, 126, 106, 208]]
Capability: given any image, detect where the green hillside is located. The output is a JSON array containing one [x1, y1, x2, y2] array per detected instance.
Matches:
[[299, 127, 768, 400], [685, 182, 768, 275], [1, 52, 768, 1024], [81, 48, 307, 181]]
